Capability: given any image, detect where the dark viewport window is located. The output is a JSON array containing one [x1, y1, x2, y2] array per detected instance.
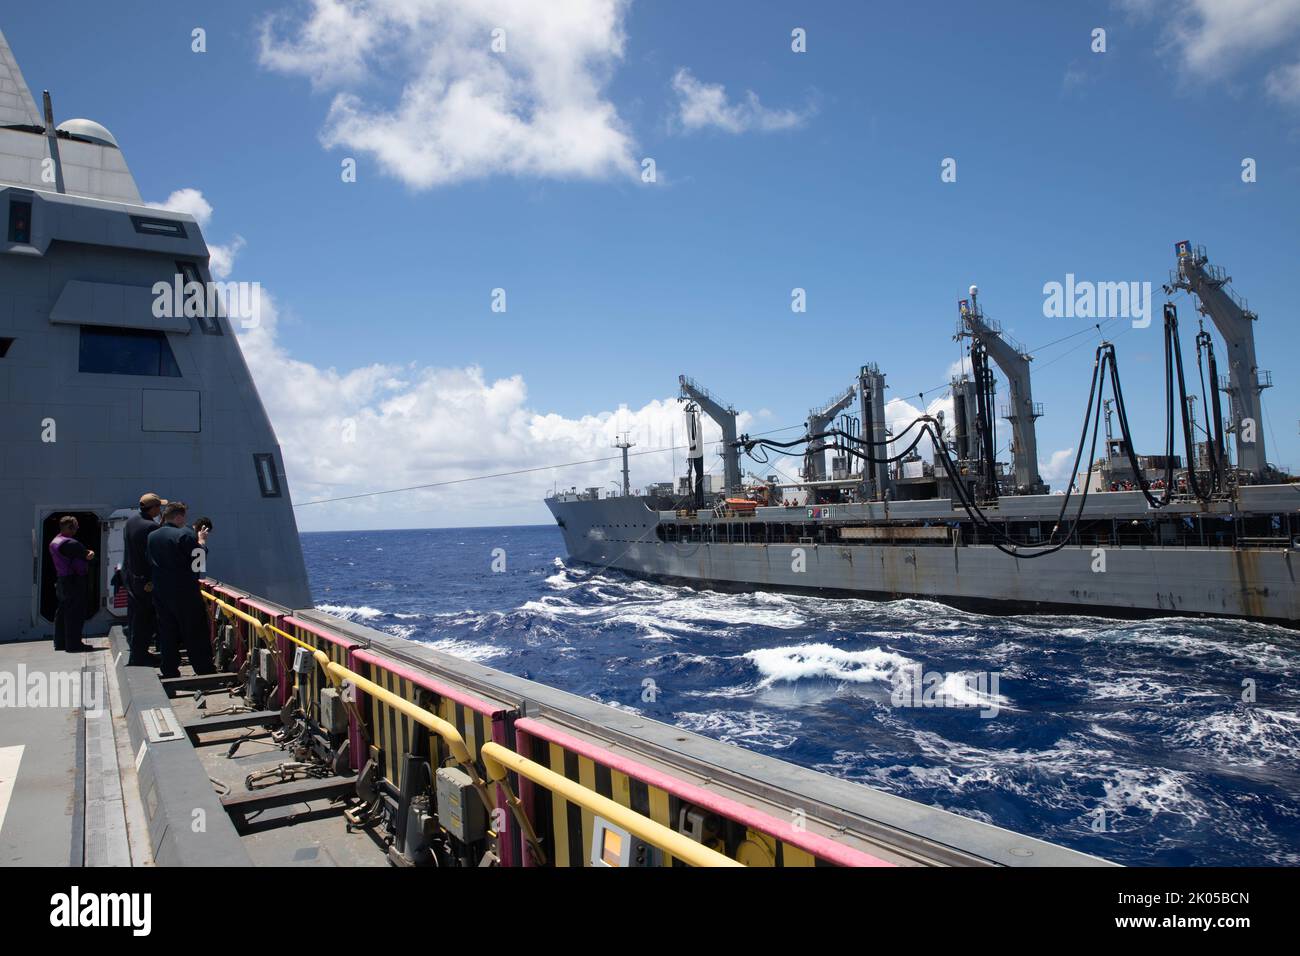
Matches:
[[253, 454, 282, 497], [8, 199, 32, 243], [78, 325, 181, 377]]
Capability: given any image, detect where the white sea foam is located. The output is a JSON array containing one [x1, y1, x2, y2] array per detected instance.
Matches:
[[743, 643, 912, 688], [821, 729, 1207, 834], [544, 569, 580, 590], [418, 637, 506, 662], [588, 696, 643, 714], [1085, 676, 1185, 703], [672, 709, 801, 750], [316, 603, 385, 621], [1171, 707, 1300, 766], [1058, 621, 1297, 672]]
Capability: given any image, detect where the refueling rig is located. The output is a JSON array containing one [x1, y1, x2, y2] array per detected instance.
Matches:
[[548, 243, 1298, 626]]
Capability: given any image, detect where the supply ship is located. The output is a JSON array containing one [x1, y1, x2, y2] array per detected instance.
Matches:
[[0, 25, 1109, 869], [548, 262, 1298, 627]]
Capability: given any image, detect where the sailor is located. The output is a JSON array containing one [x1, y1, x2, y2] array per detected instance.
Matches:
[[122, 493, 164, 667], [147, 501, 216, 677], [48, 516, 95, 652]]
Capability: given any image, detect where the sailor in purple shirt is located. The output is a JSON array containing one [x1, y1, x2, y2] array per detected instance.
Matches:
[[48, 515, 95, 652]]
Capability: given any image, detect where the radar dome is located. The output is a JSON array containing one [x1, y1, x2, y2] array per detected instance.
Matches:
[[55, 118, 119, 148], [969, 284, 979, 297]]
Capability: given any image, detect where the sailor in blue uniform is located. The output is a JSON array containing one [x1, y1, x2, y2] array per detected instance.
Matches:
[[123, 493, 164, 667], [146, 501, 215, 677]]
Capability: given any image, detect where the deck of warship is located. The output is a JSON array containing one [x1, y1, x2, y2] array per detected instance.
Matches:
[[0, 585, 1113, 868]]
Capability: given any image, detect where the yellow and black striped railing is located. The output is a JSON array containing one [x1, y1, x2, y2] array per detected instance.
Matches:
[[199, 584, 893, 868]]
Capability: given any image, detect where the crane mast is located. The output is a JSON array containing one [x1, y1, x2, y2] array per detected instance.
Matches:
[[678, 374, 741, 494], [1167, 242, 1272, 480], [957, 287, 1046, 494], [803, 385, 856, 482]]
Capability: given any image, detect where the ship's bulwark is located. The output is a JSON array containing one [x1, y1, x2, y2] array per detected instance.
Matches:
[[547, 494, 1300, 626]]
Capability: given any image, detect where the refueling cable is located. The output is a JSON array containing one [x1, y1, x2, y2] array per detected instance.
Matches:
[[737, 344, 1116, 559]]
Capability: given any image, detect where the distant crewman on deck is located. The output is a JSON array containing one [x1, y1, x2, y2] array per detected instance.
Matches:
[[147, 501, 215, 677], [49, 516, 95, 652], [123, 493, 164, 667]]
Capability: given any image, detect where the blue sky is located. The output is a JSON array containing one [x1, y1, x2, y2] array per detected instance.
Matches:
[[6, 1, 1298, 529]]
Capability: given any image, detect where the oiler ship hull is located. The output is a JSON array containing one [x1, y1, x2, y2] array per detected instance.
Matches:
[[547, 488, 1300, 627]]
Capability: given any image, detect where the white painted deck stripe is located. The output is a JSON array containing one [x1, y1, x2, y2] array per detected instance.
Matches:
[[83, 664, 131, 867], [0, 745, 23, 837]]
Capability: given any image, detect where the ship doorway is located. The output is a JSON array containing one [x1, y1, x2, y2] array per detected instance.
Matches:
[[38, 511, 102, 623]]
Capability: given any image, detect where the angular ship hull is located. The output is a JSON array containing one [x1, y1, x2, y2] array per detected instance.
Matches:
[[0, 29, 311, 640]]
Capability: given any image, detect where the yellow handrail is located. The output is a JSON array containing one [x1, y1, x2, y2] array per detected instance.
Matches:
[[481, 742, 743, 868], [202, 589, 547, 864], [203, 591, 289, 670], [203, 588, 744, 866]]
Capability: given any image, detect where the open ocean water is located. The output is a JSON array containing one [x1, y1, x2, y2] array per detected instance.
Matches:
[[302, 524, 1300, 866]]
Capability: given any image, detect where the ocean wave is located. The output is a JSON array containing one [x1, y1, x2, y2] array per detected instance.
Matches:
[[820, 731, 1207, 836], [315, 603, 385, 621], [1170, 707, 1300, 768], [672, 709, 802, 751], [303, 528, 1300, 866], [416, 637, 507, 662], [743, 642, 912, 688]]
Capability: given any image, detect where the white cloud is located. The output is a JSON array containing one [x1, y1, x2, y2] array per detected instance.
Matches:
[[241, 306, 747, 528], [1121, 0, 1300, 80], [179, 210, 748, 528], [147, 188, 244, 278], [1039, 447, 1078, 491], [883, 393, 954, 462], [671, 67, 810, 134], [257, 0, 379, 86], [259, 0, 639, 189], [1265, 60, 1300, 102], [206, 236, 246, 280], [148, 187, 212, 226]]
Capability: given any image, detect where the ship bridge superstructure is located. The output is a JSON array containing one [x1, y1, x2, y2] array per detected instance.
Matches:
[[0, 27, 311, 639]]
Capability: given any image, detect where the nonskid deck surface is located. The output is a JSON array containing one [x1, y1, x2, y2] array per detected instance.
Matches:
[[0, 635, 144, 866], [170, 681, 385, 867]]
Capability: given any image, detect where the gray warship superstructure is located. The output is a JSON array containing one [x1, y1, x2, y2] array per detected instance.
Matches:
[[0, 28, 310, 640], [549, 268, 1299, 627]]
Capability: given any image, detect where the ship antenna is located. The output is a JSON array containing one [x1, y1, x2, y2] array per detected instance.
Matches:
[[613, 433, 636, 496], [42, 90, 66, 194]]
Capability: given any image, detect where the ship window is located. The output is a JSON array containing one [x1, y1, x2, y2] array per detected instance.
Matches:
[[8, 199, 32, 243], [0, 337, 12, 357], [78, 325, 181, 377], [253, 454, 281, 498], [176, 261, 222, 335], [130, 215, 187, 239]]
